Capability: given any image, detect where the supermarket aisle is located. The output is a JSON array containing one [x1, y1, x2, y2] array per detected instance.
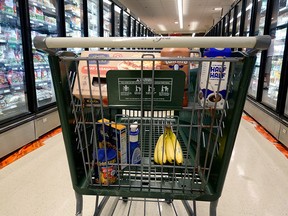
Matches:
[[0, 116, 288, 216]]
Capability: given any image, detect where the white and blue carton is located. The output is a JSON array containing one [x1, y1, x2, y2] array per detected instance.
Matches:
[[199, 48, 231, 109]]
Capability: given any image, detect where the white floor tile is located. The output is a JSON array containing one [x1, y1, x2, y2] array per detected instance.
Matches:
[[0, 118, 288, 216]]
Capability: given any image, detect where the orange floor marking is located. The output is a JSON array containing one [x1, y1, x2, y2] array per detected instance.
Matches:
[[0, 127, 62, 169], [242, 115, 288, 159]]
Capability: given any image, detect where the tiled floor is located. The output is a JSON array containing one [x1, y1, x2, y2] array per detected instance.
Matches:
[[0, 116, 288, 216]]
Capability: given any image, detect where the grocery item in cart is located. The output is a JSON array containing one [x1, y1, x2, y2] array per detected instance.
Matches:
[[93, 148, 117, 185], [128, 122, 141, 164], [199, 48, 231, 109], [73, 51, 161, 105], [97, 119, 127, 169], [160, 48, 190, 107], [154, 125, 183, 165]]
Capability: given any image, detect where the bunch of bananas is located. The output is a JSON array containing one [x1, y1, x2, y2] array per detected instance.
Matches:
[[154, 125, 183, 165]]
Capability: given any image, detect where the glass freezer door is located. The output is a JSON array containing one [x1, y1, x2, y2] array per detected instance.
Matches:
[[261, 0, 288, 109], [235, 1, 242, 36], [114, 4, 120, 37], [0, 0, 29, 120], [123, 11, 129, 37], [247, 0, 268, 98], [29, 0, 57, 108], [88, 0, 99, 37], [103, 0, 111, 37], [65, 0, 83, 54], [243, 0, 253, 36]]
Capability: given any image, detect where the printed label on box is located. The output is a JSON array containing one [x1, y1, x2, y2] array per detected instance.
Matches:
[[199, 61, 230, 109]]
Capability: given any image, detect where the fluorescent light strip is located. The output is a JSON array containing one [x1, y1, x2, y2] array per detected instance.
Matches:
[[178, 0, 183, 29]]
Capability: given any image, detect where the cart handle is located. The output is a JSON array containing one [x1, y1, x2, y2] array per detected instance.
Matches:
[[34, 36, 271, 50]]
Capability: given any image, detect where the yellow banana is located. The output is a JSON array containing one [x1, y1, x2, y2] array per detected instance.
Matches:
[[157, 134, 167, 164], [165, 135, 175, 163], [170, 131, 183, 165], [155, 134, 167, 164]]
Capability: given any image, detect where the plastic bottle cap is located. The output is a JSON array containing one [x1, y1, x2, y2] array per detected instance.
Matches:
[[130, 122, 138, 132]]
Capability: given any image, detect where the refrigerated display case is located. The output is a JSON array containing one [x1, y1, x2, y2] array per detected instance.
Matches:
[[261, 1, 288, 109], [229, 8, 235, 36], [243, 0, 253, 36], [114, 4, 120, 37], [247, 0, 268, 98], [29, 0, 57, 108], [130, 17, 135, 37], [0, 0, 29, 121], [285, 91, 288, 117], [87, 0, 99, 37], [235, 1, 242, 36], [103, 0, 111, 37], [135, 21, 139, 36], [65, 0, 83, 53], [123, 11, 129, 36]]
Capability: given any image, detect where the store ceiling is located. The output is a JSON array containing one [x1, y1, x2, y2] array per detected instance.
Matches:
[[117, 0, 236, 35]]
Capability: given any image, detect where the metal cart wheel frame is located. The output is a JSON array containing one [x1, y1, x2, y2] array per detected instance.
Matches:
[[34, 36, 270, 216]]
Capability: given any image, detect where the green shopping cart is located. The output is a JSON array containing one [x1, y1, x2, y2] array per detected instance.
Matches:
[[34, 35, 270, 216]]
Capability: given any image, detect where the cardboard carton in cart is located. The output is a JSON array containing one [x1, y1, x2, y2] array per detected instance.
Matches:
[[72, 51, 161, 105]]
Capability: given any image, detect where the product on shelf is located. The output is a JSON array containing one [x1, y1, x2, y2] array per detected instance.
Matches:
[[29, 6, 44, 21], [4, 93, 21, 104], [36, 87, 52, 101], [43, 0, 55, 9], [4, 27, 17, 42], [87, 1, 98, 15], [7, 70, 24, 85], [33, 52, 48, 64], [5, 48, 16, 64], [41, 68, 48, 80], [34, 68, 42, 81], [0, 72, 9, 88], [70, 16, 81, 29], [44, 16, 56, 25], [0, 46, 5, 61], [3, 0, 16, 15], [0, 26, 6, 41], [0, 98, 6, 109]]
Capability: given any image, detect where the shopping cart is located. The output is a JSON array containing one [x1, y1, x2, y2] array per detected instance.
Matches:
[[34, 36, 270, 216]]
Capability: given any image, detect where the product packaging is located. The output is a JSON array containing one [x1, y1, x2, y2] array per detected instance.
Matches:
[[97, 118, 127, 169], [160, 48, 190, 107], [199, 48, 231, 109], [94, 148, 117, 185], [128, 122, 141, 164], [72, 51, 161, 105]]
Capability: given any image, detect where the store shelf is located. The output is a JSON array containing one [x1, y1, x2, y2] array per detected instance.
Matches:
[[30, 19, 57, 34], [0, 10, 19, 28], [64, 0, 79, 6], [65, 10, 81, 18], [29, 1, 56, 17]]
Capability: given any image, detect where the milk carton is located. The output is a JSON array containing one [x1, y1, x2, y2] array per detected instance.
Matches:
[[199, 48, 231, 109]]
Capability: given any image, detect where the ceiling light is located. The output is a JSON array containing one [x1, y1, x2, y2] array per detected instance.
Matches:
[[214, 7, 222, 11], [192, 33, 195, 37], [175, 21, 179, 24], [177, 0, 183, 29]]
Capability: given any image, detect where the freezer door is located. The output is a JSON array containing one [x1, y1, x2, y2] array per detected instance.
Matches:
[[88, 0, 100, 37], [247, 0, 268, 98], [29, 0, 57, 108], [261, 0, 288, 109], [0, 0, 29, 121], [64, 0, 84, 54]]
